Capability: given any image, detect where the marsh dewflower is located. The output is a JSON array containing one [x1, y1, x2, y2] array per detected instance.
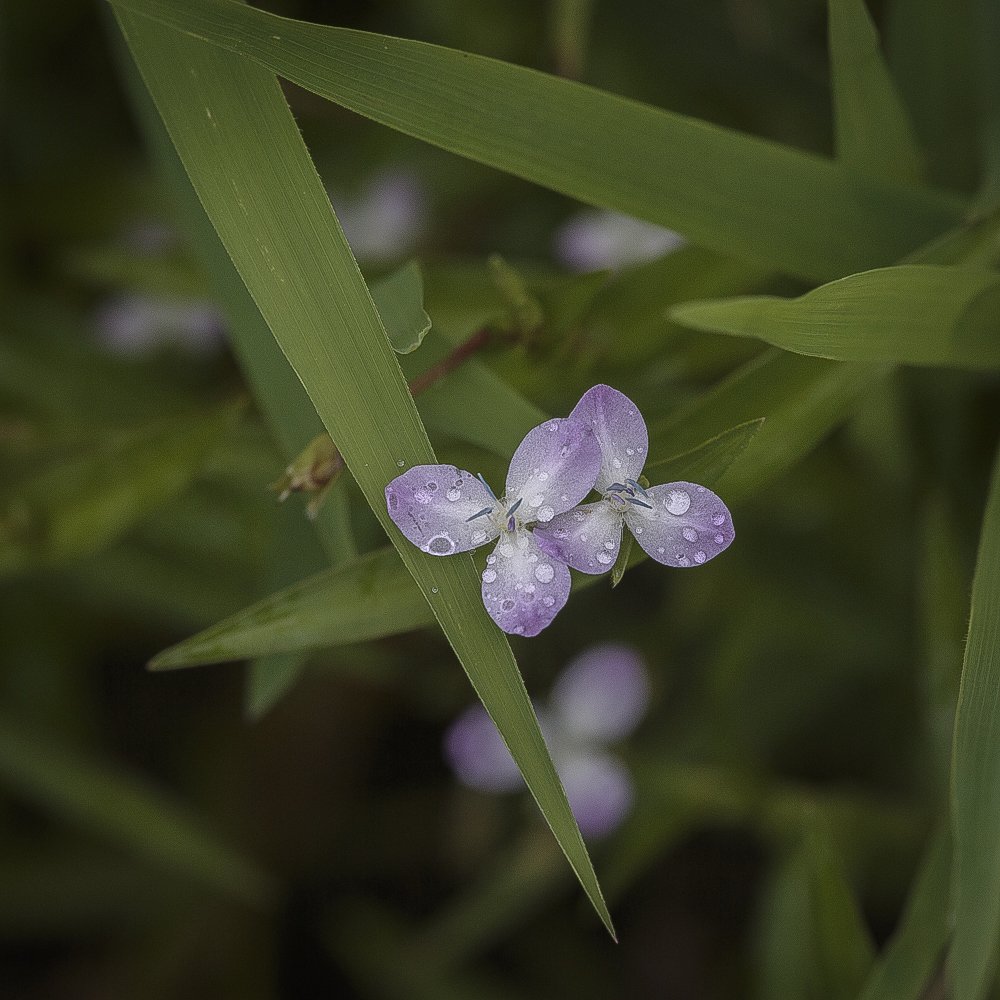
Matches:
[[444, 642, 650, 838], [534, 385, 734, 572], [384, 416, 601, 636]]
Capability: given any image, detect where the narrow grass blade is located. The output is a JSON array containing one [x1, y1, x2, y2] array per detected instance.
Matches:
[[0, 716, 274, 905], [856, 826, 950, 1000], [371, 260, 431, 355], [671, 265, 1000, 370], [151, 547, 432, 669], [950, 445, 1000, 1000], [828, 0, 923, 182], [115, 13, 612, 933], [112, 0, 964, 282]]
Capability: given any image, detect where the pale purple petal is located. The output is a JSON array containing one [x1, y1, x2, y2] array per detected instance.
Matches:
[[534, 500, 623, 574], [385, 465, 499, 555], [550, 643, 649, 743], [504, 417, 601, 521], [557, 751, 634, 839], [625, 481, 734, 567], [443, 703, 524, 792], [481, 528, 571, 636], [569, 385, 648, 493]]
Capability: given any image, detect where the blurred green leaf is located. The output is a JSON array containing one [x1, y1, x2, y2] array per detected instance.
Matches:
[[645, 417, 765, 483], [150, 547, 431, 669], [0, 405, 236, 576], [371, 260, 432, 355], [950, 445, 1000, 1000], [116, 10, 612, 933], [113, 0, 964, 282], [0, 716, 274, 905], [856, 827, 950, 1000], [671, 265, 1000, 370], [828, 0, 922, 182]]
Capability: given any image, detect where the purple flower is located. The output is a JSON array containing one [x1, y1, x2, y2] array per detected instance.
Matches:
[[444, 643, 650, 838], [384, 416, 601, 636], [534, 385, 734, 573], [554, 209, 686, 272]]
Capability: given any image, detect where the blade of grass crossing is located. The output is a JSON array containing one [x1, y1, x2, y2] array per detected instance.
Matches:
[[114, 13, 613, 934], [113, 0, 964, 283], [950, 445, 1000, 1000]]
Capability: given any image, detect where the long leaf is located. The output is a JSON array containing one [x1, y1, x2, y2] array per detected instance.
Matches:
[[950, 444, 1000, 1000], [0, 716, 273, 905], [111, 0, 964, 283], [671, 265, 1000, 370], [114, 11, 612, 933], [828, 0, 923, 182]]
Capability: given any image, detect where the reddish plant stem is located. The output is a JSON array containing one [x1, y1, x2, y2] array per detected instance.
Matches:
[[406, 326, 493, 397]]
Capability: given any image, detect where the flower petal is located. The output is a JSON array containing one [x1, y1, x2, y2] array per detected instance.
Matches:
[[534, 500, 623, 574], [385, 464, 499, 555], [504, 417, 601, 522], [557, 751, 634, 839], [481, 529, 571, 636], [550, 643, 649, 743], [570, 384, 648, 493], [443, 703, 525, 792], [625, 481, 734, 567]]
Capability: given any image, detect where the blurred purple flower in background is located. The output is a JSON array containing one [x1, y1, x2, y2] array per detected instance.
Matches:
[[444, 643, 650, 838], [94, 294, 225, 356], [331, 167, 426, 264], [385, 415, 601, 636], [534, 385, 734, 571], [554, 209, 685, 272]]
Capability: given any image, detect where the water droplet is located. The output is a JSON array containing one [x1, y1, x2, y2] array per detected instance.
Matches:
[[612, 458, 622, 469], [657, 546, 665, 554], [529, 494, 544, 507], [396, 459, 405, 467], [715, 533, 724, 545], [482, 569, 497, 584], [574, 511, 586, 522], [547, 422, 558, 431], [487, 554, 497, 565], [534, 564, 555, 583], [446, 487, 461, 502], [425, 534, 455, 555], [634, 526, 644, 535], [512, 625, 524, 634], [682, 527, 698, 542], [426, 481, 438, 491], [537, 505, 555, 522], [603, 540, 615, 550], [414, 489, 431, 505], [597, 552, 613, 565], [561, 494, 568, 502], [527, 553, 538, 562], [472, 529, 487, 543], [694, 550, 707, 564], [431, 587, 439, 594], [542, 596, 555, 607], [696, 486, 705, 492], [554, 528, 568, 539], [538, 471, 549, 481], [515, 534, 529, 550], [625, 448, 634, 456], [665, 489, 691, 515], [677, 554, 691, 567], [712, 513, 726, 526], [501, 598, 515, 611], [387, 491, 399, 510]]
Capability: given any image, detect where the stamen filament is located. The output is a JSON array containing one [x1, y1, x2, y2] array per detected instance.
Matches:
[[476, 473, 497, 501], [626, 496, 653, 509], [465, 506, 494, 522], [506, 497, 524, 516]]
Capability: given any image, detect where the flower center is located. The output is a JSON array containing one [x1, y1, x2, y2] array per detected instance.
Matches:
[[605, 478, 653, 510]]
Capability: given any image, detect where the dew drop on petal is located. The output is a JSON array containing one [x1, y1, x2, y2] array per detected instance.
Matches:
[[612, 458, 622, 469], [512, 625, 524, 634], [501, 599, 516, 611], [574, 511, 586, 522], [554, 528, 568, 539], [482, 569, 497, 584], [682, 527, 698, 542], [665, 489, 691, 515], [597, 552, 613, 565], [516, 534, 529, 550], [472, 529, 487, 543], [542, 596, 555, 607], [694, 550, 707, 564], [538, 471, 549, 481], [486, 554, 497, 565], [537, 505, 555, 522], [425, 534, 455, 555], [414, 489, 431, 505], [446, 487, 461, 502], [534, 564, 555, 583], [387, 490, 399, 510], [712, 512, 726, 526], [634, 526, 643, 535], [715, 533, 724, 544], [677, 554, 691, 567], [529, 494, 544, 507], [657, 546, 665, 554], [603, 541, 615, 550], [499, 543, 514, 558]]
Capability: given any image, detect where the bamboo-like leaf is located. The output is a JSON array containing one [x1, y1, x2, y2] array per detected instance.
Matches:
[[0, 716, 274, 905], [111, 0, 964, 283], [950, 445, 1000, 1000], [371, 260, 432, 355], [114, 11, 612, 932], [828, 0, 923, 182], [856, 827, 951, 1000], [671, 265, 1000, 370], [0, 406, 235, 575], [151, 547, 431, 669]]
